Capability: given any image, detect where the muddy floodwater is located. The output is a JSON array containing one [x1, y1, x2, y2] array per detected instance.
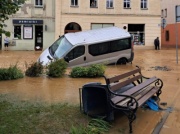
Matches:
[[0, 49, 180, 134]]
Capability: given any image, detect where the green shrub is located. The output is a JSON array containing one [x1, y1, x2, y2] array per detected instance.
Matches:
[[0, 65, 24, 80], [70, 118, 111, 134], [70, 67, 88, 78], [70, 64, 106, 78], [46, 59, 68, 77], [87, 64, 106, 78], [25, 62, 43, 77]]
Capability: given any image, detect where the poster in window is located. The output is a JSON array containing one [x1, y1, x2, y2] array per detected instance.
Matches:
[[23, 25, 33, 39]]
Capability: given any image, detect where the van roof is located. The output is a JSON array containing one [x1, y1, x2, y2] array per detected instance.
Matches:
[[65, 26, 130, 46]]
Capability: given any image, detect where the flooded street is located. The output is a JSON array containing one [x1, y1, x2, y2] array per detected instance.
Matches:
[[0, 49, 180, 134]]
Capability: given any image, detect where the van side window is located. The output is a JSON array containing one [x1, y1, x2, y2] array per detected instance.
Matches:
[[89, 42, 110, 56], [66, 46, 85, 61], [111, 38, 131, 52], [89, 38, 131, 56]]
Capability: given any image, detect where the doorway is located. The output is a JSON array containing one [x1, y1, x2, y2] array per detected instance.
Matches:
[[64, 22, 82, 34], [0, 34, 2, 50], [128, 24, 145, 45], [35, 25, 43, 51]]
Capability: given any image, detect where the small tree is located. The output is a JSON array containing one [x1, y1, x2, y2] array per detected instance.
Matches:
[[0, 0, 26, 36]]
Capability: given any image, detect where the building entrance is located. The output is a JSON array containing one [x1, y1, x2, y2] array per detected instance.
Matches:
[[128, 24, 145, 45], [35, 25, 43, 51]]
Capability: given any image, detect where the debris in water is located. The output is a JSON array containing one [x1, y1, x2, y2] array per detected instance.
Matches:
[[149, 66, 172, 71]]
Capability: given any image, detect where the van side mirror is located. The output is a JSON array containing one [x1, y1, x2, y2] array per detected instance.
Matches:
[[64, 56, 69, 63]]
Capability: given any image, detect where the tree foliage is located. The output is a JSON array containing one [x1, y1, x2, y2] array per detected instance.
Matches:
[[0, 0, 26, 36]]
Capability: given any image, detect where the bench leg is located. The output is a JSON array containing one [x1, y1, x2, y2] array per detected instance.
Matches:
[[128, 111, 136, 133]]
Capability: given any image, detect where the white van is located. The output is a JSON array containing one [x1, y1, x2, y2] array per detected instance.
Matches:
[[38, 27, 134, 67]]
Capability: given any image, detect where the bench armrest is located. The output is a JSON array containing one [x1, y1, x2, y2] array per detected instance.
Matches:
[[109, 90, 139, 110]]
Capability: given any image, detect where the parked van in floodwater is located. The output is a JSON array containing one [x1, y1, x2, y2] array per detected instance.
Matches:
[[38, 27, 134, 67]]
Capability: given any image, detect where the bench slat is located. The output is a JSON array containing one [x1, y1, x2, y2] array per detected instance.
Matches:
[[135, 87, 159, 108], [110, 74, 142, 91], [107, 68, 141, 84], [111, 76, 158, 104], [115, 86, 154, 106], [115, 87, 159, 108]]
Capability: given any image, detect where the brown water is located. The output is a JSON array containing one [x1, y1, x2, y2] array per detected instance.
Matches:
[[0, 49, 180, 134]]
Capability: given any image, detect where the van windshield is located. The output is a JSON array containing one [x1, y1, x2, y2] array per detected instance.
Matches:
[[49, 36, 73, 59]]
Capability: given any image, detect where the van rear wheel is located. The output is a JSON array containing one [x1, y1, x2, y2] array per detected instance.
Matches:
[[117, 58, 127, 65]]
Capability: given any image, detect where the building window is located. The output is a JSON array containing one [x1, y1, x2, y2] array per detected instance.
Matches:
[[165, 9, 167, 17], [165, 31, 169, 41], [106, 0, 113, 8], [14, 25, 21, 39], [12, 0, 23, 6], [71, 0, 78, 6], [91, 23, 114, 29], [161, 10, 164, 18], [141, 0, 147, 9], [35, 0, 43, 6], [124, 0, 130, 8], [90, 0, 97, 8]]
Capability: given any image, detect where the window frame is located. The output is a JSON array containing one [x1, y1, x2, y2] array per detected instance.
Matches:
[[164, 9, 167, 18], [35, 0, 43, 7], [90, 0, 98, 8], [106, 0, 113, 8], [71, 0, 78, 7], [141, 0, 148, 9], [14, 25, 22, 39], [124, 0, 131, 9], [165, 30, 169, 41], [12, 0, 23, 6]]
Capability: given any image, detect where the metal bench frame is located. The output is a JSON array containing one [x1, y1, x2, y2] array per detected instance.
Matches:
[[103, 66, 163, 133]]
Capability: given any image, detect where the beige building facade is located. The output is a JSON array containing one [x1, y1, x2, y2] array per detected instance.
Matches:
[[1, 0, 161, 51], [1, 0, 55, 51], [55, 0, 161, 49]]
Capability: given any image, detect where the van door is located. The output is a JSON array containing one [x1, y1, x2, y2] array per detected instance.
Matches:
[[65, 45, 86, 67]]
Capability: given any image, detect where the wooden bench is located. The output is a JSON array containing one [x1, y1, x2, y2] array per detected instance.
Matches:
[[103, 66, 163, 133]]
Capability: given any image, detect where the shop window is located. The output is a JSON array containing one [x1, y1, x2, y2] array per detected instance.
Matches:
[[165, 30, 169, 41], [124, 0, 131, 8], [71, 0, 78, 6], [90, 0, 97, 8], [128, 24, 145, 45], [14, 25, 21, 39], [35, 0, 43, 6], [141, 0, 148, 9], [106, 0, 113, 8]]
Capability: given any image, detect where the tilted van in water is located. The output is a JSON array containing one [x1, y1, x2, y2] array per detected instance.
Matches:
[[38, 26, 134, 67]]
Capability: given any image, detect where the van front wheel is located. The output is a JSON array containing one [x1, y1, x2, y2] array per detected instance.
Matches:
[[117, 58, 127, 65]]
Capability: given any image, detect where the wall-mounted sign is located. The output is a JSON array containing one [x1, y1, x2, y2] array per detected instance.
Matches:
[[13, 19, 43, 24], [23, 25, 33, 39]]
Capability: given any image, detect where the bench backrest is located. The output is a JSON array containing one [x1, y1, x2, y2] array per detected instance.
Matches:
[[104, 68, 142, 91]]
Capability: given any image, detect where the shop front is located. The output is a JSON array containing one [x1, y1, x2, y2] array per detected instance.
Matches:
[[12, 19, 43, 51]]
